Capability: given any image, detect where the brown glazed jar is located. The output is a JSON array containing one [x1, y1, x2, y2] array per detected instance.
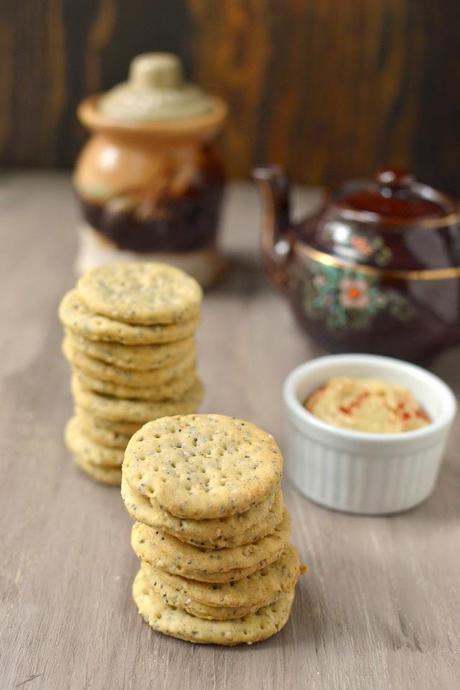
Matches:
[[74, 53, 227, 286], [254, 166, 460, 362]]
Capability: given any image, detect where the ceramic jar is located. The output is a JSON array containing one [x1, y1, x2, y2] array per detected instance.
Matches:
[[74, 53, 227, 286], [254, 166, 460, 362]]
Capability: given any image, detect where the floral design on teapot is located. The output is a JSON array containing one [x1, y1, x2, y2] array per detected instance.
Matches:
[[321, 226, 393, 267], [351, 234, 392, 266], [303, 263, 413, 330]]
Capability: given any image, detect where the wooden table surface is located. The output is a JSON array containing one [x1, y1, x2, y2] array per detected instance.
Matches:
[[1, 173, 460, 690]]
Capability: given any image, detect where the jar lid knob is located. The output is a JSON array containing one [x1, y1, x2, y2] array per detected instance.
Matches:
[[96, 52, 218, 121], [129, 53, 183, 89]]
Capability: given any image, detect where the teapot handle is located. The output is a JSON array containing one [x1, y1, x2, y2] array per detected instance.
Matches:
[[253, 165, 294, 290]]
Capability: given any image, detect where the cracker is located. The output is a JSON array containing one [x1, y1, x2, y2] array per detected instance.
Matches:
[[72, 376, 204, 423], [59, 289, 199, 344], [141, 545, 301, 612], [123, 414, 283, 519], [77, 262, 202, 326], [63, 338, 196, 386], [133, 568, 295, 645], [66, 331, 195, 370], [131, 511, 290, 583], [76, 407, 141, 435], [140, 561, 280, 620], [73, 453, 122, 486], [76, 410, 135, 449], [74, 370, 198, 402], [65, 417, 125, 466], [122, 475, 284, 548]]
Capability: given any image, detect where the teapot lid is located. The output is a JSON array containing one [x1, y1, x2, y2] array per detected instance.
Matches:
[[97, 53, 214, 121], [331, 168, 459, 228]]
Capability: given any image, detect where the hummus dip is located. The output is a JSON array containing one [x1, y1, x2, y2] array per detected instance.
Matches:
[[305, 377, 430, 433]]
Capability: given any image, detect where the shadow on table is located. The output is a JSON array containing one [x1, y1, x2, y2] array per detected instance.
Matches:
[[211, 584, 314, 654], [399, 463, 460, 527]]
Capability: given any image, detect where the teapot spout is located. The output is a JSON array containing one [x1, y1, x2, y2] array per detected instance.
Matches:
[[253, 165, 292, 238], [253, 165, 293, 289]]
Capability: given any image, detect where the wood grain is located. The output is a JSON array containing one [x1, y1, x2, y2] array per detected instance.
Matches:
[[0, 2, 460, 194], [0, 173, 460, 689]]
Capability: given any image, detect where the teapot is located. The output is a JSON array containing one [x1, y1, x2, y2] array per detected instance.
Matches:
[[254, 166, 460, 362]]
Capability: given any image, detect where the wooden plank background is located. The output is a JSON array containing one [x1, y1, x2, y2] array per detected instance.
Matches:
[[0, 1, 459, 193]]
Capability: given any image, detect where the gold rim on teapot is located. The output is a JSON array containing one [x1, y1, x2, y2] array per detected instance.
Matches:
[[297, 244, 460, 281]]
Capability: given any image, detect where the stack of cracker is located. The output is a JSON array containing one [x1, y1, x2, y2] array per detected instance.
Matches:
[[58, 262, 204, 485], [122, 414, 304, 646]]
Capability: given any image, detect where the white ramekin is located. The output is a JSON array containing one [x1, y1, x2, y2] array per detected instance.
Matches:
[[283, 354, 457, 515]]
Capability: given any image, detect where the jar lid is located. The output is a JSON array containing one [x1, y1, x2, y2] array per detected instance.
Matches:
[[331, 168, 459, 228], [97, 53, 214, 121]]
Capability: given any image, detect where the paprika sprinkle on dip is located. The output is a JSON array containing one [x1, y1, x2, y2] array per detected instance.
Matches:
[[305, 377, 431, 434]]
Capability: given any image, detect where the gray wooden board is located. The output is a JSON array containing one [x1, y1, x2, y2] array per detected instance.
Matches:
[[0, 174, 459, 690]]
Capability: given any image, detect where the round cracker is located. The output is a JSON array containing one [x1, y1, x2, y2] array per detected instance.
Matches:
[[65, 417, 125, 466], [122, 475, 284, 548], [72, 376, 204, 423], [133, 568, 295, 645], [74, 369, 198, 402], [123, 414, 283, 519], [77, 262, 202, 326], [73, 453, 122, 486], [141, 545, 301, 613], [63, 338, 196, 386], [141, 561, 280, 620], [131, 512, 291, 583], [59, 289, 199, 344], [76, 410, 135, 449], [66, 331, 195, 370], [76, 407, 141, 435]]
